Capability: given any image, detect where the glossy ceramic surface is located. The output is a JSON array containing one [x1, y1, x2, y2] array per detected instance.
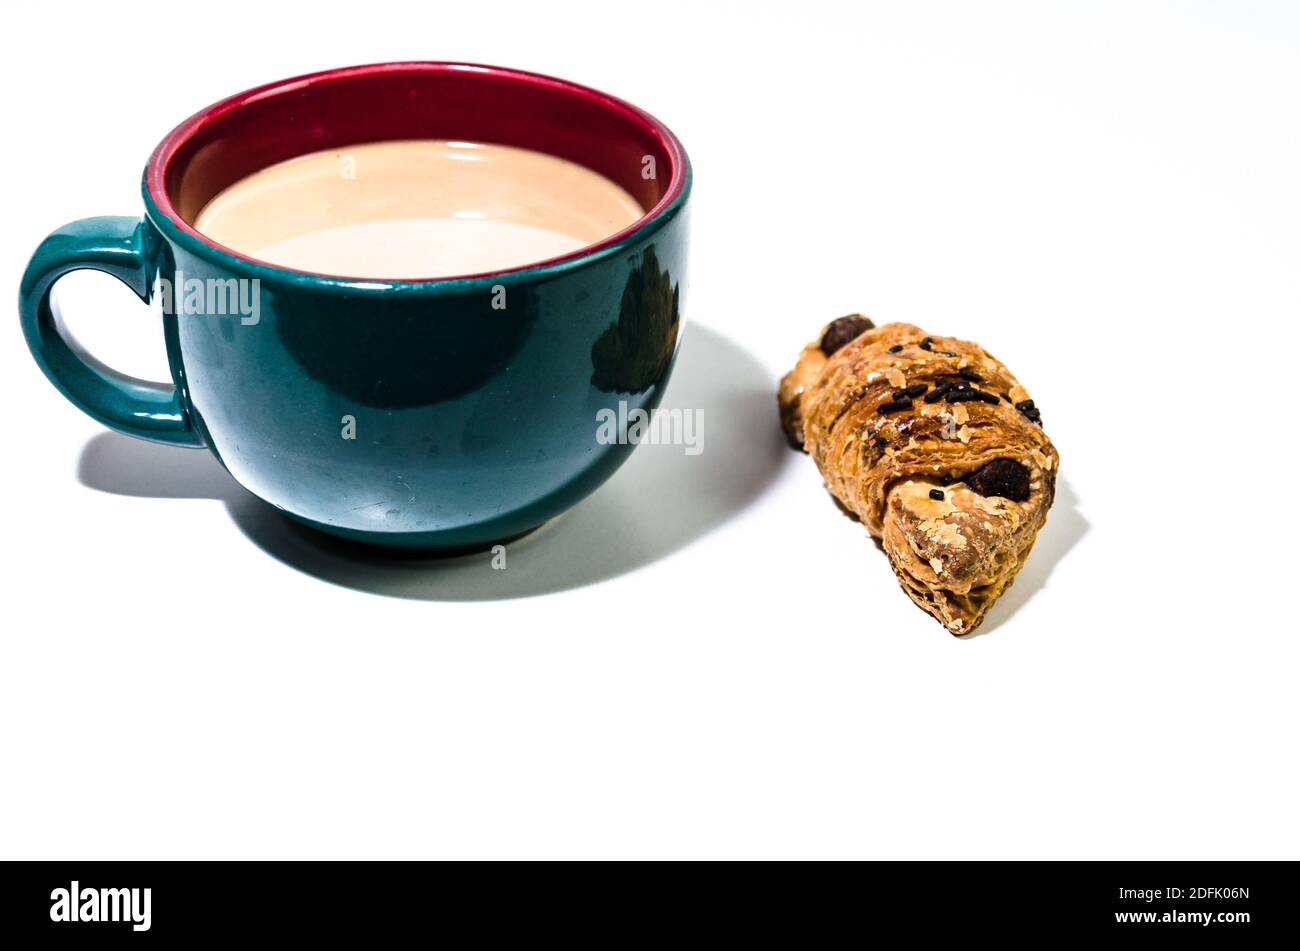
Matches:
[[19, 63, 691, 549]]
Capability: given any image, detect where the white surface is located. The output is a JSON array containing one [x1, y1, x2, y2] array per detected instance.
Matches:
[[2, 0, 1297, 859]]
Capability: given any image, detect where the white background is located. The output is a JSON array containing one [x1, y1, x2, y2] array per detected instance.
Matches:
[[1, 0, 1297, 859]]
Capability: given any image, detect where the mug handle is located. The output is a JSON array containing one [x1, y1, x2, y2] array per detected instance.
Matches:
[[19, 216, 203, 447]]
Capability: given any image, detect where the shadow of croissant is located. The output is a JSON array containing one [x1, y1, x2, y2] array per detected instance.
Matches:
[[969, 477, 1090, 637], [76, 322, 791, 601]]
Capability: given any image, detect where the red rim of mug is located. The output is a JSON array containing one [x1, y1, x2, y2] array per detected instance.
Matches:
[[144, 61, 690, 283]]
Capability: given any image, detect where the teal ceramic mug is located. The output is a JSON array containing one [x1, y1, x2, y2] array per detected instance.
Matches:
[[19, 62, 690, 549]]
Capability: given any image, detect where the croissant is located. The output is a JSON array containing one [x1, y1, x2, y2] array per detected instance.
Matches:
[[779, 315, 1059, 635]]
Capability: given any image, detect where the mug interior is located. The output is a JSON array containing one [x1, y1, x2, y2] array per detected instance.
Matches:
[[146, 62, 688, 280]]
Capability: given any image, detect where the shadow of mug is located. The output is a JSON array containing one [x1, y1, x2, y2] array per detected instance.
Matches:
[[77, 322, 790, 600]]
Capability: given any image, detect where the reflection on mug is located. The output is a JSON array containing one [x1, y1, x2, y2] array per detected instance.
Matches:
[[590, 245, 681, 393]]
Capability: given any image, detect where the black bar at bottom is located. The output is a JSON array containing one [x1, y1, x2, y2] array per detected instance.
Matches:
[[0, 860, 1287, 942]]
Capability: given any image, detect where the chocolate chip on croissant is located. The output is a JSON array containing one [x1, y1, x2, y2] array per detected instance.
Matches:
[[820, 315, 875, 355], [778, 316, 1059, 636]]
